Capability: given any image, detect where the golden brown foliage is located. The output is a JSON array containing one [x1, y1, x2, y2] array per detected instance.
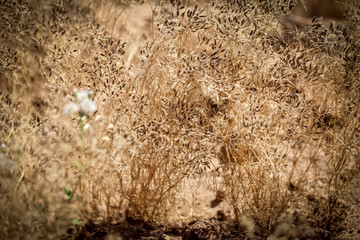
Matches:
[[0, 0, 359, 239]]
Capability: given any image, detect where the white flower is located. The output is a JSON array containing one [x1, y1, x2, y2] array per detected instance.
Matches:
[[75, 90, 90, 103], [65, 89, 97, 116], [64, 102, 80, 115], [79, 98, 97, 115]]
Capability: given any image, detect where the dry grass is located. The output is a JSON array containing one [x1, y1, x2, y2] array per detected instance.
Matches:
[[1, 0, 359, 239]]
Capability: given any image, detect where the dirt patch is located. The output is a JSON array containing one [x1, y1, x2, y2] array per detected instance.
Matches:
[[64, 218, 249, 240]]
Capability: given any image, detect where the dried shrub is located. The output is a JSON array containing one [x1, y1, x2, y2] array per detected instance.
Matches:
[[0, 0, 359, 239]]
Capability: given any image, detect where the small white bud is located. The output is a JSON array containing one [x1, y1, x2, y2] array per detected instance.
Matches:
[[1, 143, 6, 152], [107, 123, 114, 130], [88, 90, 94, 99], [102, 136, 110, 141]]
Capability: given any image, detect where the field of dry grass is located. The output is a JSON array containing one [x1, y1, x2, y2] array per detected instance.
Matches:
[[1, 0, 359, 239]]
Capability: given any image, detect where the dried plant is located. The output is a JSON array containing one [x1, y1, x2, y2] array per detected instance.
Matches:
[[0, 0, 359, 239]]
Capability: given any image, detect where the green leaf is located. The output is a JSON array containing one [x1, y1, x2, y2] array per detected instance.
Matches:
[[65, 186, 73, 201], [72, 218, 85, 226], [33, 201, 41, 210], [75, 160, 84, 172]]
